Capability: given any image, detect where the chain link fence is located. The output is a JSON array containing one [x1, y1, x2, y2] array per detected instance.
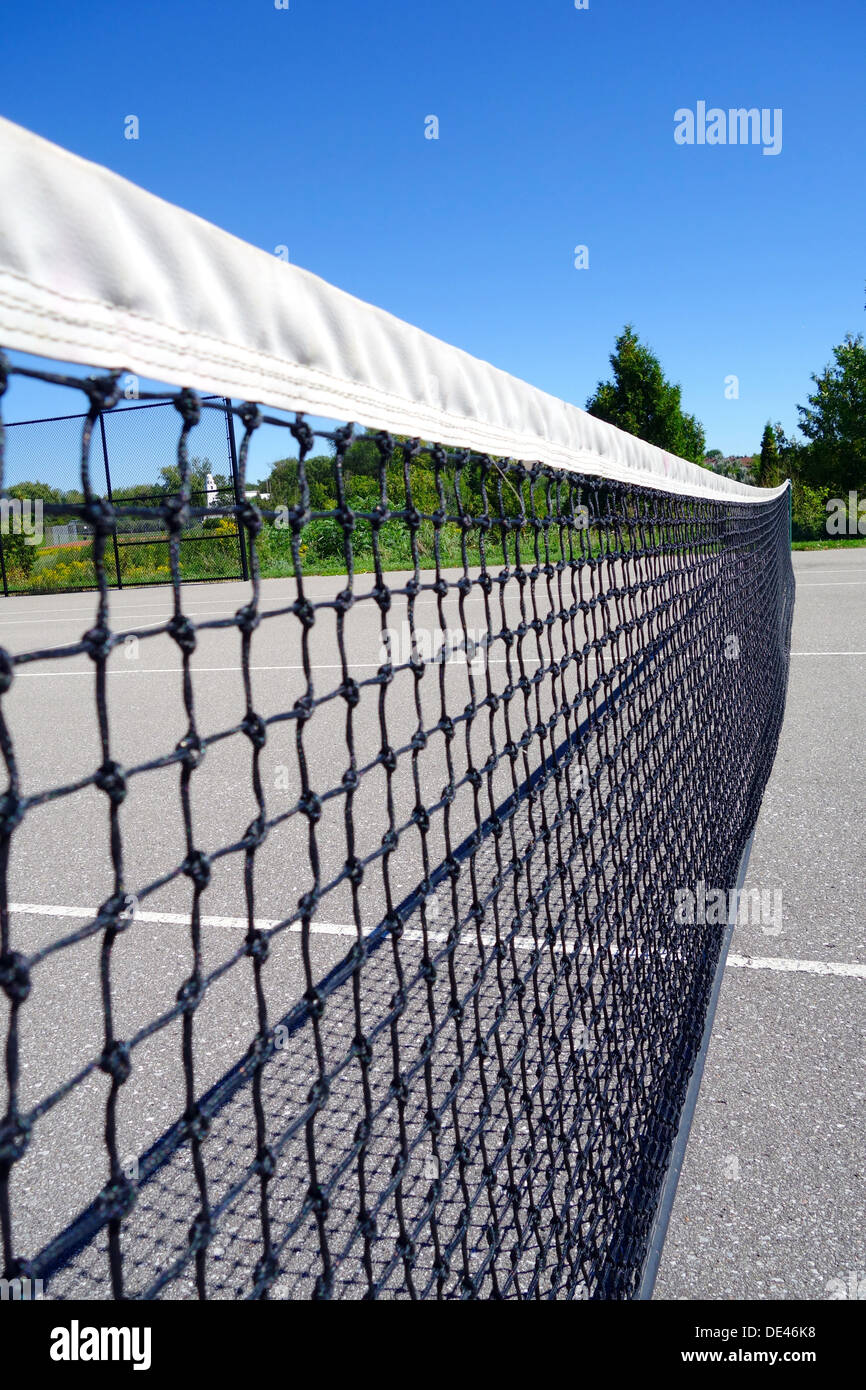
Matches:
[[0, 396, 248, 594]]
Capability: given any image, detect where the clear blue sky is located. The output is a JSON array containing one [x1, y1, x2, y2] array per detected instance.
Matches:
[[2, 0, 864, 458]]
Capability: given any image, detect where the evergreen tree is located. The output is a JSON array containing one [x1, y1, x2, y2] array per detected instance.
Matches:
[[756, 423, 780, 487], [585, 326, 706, 463]]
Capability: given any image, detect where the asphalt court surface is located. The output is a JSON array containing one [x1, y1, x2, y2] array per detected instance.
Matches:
[[656, 548, 866, 1300]]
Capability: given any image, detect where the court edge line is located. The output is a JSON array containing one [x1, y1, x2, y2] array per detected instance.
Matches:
[[7, 652, 866, 677], [9, 903, 864, 976]]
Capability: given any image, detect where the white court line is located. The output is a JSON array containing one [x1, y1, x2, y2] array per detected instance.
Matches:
[[0, 594, 496, 626], [11, 654, 599, 677], [9, 653, 864, 677], [726, 954, 866, 979], [9, 901, 548, 954], [10, 903, 864, 976]]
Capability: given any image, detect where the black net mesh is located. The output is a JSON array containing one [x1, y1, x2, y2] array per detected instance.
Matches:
[[0, 359, 794, 1300]]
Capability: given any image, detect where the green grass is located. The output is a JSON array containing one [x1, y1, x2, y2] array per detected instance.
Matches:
[[791, 537, 866, 550]]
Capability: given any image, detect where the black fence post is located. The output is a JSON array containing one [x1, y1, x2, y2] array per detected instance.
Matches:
[[224, 398, 249, 582], [99, 412, 123, 589], [0, 522, 8, 598]]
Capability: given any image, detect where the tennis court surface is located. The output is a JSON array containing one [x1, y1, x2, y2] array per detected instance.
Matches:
[[0, 116, 794, 1299]]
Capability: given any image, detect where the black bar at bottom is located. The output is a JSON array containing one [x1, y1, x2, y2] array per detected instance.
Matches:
[[635, 829, 756, 1300]]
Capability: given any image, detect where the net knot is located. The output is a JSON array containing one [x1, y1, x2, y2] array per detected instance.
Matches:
[[168, 613, 197, 654], [389, 1076, 409, 1106], [308, 1076, 330, 1109], [253, 1253, 279, 1293], [99, 892, 136, 932], [339, 677, 360, 708], [100, 1040, 132, 1084], [252, 1251, 279, 1289], [177, 976, 204, 1009], [298, 789, 321, 823], [245, 930, 269, 964], [188, 1209, 212, 1251], [186, 1106, 211, 1142], [166, 496, 195, 539], [84, 623, 114, 662], [334, 586, 354, 613], [238, 401, 263, 433], [243, 815, 267, 851], [0, 951, 30, 1004], [0, 1113, 31, 1166], [395, 1234, 416, 1262], [345, 855, 363, 886], [341, 768, 359, 796], [80, 496, 115, 535], [95, 760, 127, 805], [292, 597, 315, 629], [236, 602, 260, 635], [173, 388, 202, 427], [255, 1145, 276, 1179], [358, 1209, 377, 1240], [182, 850, 211, 889], [352, 1034, 373, 1066], [0, 648, 15, 693], [176, 731, 205, 769], [239, 501, 263, 537], [82, 372, 121, 414], [303, 986, 325, 1020], [347, 940, 366, 968], [372, 584, 391, 613], [289, 415, 314, 454], [241, 712, 267, 748], [0, 790, 25, 838]]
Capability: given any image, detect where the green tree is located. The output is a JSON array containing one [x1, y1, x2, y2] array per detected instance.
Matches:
[[586, 325, 706, 463], [796, 334, 866, 492], [0, 481, 65, 576], [158, 457, 230, 497], [755, 423, 780, 487]]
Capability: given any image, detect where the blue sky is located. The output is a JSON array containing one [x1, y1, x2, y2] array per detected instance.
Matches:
[[2, 0, 864, 460]]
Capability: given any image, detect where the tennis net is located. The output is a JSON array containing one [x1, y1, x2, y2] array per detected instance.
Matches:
[[0, 117, 795, 1301]]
